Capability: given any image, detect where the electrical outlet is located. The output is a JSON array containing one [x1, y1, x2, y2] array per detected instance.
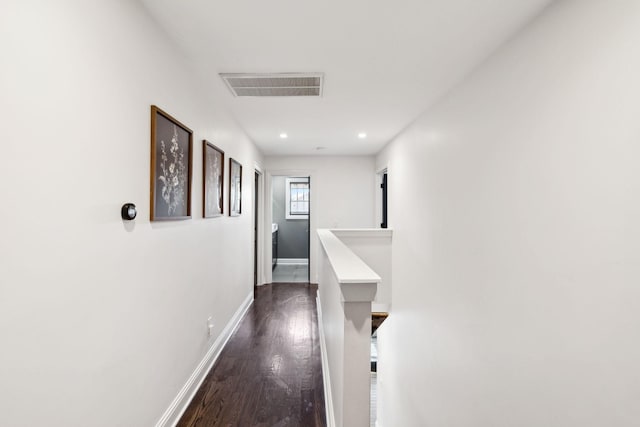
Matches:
[[207, 317, 215, 337]]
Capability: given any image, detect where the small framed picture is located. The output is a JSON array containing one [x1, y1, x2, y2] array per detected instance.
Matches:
[[150, 105, 193, 221], [229, 158, 242, 216], [203, 141, 224, 218]]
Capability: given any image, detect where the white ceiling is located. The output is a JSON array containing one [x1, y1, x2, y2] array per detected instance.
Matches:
[[140, 0, 554, 156]]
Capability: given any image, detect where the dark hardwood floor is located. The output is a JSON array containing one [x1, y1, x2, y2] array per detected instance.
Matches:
[[177, 283, 327, 427]]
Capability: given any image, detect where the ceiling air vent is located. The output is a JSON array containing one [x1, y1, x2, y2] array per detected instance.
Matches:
[[219, 73, 324, 97]]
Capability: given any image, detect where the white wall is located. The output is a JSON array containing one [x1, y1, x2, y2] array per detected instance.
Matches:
[[331, 229, 392, 309], [264, 156, 376, 282], [375, 1, 640, 426], [0, 1, 262, 426]]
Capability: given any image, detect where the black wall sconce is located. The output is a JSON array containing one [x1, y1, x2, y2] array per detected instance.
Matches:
[[121, 203, 137, 220]]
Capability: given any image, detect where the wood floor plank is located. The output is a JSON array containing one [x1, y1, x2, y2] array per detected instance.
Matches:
[[177, 283, 327, 427]]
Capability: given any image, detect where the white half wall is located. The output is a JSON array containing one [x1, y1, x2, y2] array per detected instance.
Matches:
[[317, 229, 380, 427], [375, 1, 640, 426], [264, 156, 376, 283], [0, 1, 262, 426]]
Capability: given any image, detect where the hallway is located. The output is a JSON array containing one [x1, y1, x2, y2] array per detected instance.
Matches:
[[177, 283, 326, 427], [5, 1, 640, 426]]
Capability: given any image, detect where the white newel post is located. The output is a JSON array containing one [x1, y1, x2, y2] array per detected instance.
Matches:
[[341, 282, 377, 427]]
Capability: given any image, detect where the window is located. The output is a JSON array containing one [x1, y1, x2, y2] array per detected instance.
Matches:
[[285, 177, 309, 219], [290, 182, 309, 215]]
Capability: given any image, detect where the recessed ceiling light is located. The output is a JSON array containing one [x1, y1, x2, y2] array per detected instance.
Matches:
[[358, 132, 367, 139], [280, 133, 288, 139]]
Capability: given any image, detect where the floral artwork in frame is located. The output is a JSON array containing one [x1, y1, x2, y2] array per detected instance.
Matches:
[[229, 158, 242, 216], [203, 141, 224, 218], [150, 105, 193, 221]]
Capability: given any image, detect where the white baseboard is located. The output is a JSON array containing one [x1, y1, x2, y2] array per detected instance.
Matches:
[[316, 296, 336, 427], [155, 292, 254, 427], [277, 258, 309, 265]]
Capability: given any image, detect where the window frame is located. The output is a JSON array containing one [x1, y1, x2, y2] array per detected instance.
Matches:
[[285, 177, 309, 219]]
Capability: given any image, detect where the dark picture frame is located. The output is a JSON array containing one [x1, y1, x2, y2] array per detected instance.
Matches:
[[150, 105, 193, 221], [203, 141, 224, 218], [229, 158, 242, 216]]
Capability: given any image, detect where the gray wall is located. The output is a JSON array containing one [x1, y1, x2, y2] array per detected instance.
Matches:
[[272, 176, 309, 259]]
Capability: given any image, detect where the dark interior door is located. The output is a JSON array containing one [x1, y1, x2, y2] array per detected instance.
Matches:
[[381, 172, 388, 228], [254, 171, 259, 298]]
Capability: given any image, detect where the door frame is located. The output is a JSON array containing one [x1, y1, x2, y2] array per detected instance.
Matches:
[[265, 169, 317, 284], [376, 166, 388, 229], [253, 164, 265, 290]]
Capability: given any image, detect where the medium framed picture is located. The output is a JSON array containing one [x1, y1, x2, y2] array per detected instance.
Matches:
[[229, 158, 242, 216], [203, 141, 224, 218], [150, 105, 193, 221]]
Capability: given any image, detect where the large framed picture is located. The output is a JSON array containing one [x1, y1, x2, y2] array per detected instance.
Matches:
[[229, 158, 242, 216], [203, 141, 224, 218], [150, 105, 193, 221]]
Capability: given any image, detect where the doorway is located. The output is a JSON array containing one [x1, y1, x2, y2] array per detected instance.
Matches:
[[270, 175, 310, 283]]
